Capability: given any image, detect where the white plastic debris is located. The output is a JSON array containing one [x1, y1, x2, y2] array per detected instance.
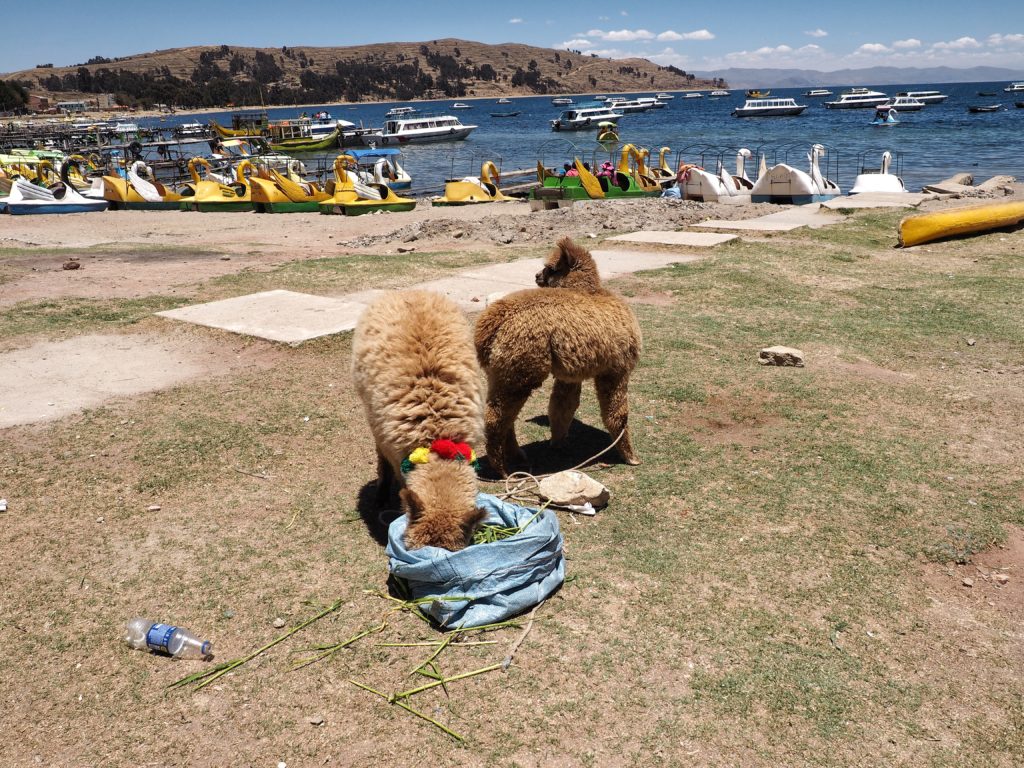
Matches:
[[0, 498, 7, 513]]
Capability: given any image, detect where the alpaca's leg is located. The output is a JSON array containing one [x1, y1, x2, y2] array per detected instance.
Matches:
[[485, 385, 534, 477], [594, 372, 641, 465], [375, 448, 394, 506], [548, 379, 582, 444]]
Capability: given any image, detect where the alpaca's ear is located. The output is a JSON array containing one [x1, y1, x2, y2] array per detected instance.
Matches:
[[557, 237, 590, 268], [400, 488, 424, 521]]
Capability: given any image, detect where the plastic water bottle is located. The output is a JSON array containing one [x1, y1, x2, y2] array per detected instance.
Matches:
[[124, 618, 212, 660]]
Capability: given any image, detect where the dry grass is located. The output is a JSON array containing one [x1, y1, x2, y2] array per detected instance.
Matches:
[[1, 208, 1022, 767]]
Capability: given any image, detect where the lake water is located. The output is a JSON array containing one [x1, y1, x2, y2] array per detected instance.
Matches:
[[143, 81, 1023, 195]]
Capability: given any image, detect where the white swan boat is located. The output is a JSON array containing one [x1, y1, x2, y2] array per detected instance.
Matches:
[[750, 144, 840, 204], [849, 151, 906, 194], [3, 177, 108, 215]]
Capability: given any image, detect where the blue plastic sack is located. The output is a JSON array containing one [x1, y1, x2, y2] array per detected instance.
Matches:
[[386, 492, 565, 629]]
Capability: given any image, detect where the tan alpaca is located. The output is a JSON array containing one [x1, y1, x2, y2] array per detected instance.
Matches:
[[474, 237, 642, 477], [351, 290, 487, 550]]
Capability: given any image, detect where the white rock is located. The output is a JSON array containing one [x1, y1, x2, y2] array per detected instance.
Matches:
[[272, 617, 286, 628], [992, 573, 1009, 586], [537, 470, 610, 509]]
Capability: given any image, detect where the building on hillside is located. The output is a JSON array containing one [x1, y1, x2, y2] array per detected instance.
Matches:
[[56, 100, 88, 113]]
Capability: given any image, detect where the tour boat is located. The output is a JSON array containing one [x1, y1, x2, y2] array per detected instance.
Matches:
[[824, 88, 889, 109], [732, 98, 807, 117], [895, 90, 949, 104], [550, 106, 623, 131], [683, 92, 703, 99], [497, 98, 511, 104], [452, 103, 472, 109], [878, 96, 924, 112], [551, 97, 574, 106], [1003, 82, 1024, 93], [709, 90, 731, 97], [636, 97, 667, 109], [368, 114, 477, 144], [656, 92, 675, 100], [803, 88, 833, 97], [384, 106, 418, 118], [606, 99, 652, 113]]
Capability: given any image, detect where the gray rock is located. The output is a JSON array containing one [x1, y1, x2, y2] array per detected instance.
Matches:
[[758, 346, 805, 367]]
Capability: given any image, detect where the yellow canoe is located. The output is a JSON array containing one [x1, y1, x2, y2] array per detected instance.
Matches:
[[899, 201, 1024, 247]]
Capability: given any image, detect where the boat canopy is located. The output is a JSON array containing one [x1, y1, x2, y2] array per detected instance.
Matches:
[[346, 148, 404, 158]]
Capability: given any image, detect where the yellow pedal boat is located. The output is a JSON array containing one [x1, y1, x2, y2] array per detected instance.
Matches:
[[432, 160, 513, 206], [318, 155, 416, 216]]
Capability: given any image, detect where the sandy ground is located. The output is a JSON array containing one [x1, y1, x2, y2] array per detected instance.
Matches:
[[0, 197, 777, 308]]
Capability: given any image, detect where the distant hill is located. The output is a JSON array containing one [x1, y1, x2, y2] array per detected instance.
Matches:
[[1, 39, 719, 108], [692, 65, 1024, 89]]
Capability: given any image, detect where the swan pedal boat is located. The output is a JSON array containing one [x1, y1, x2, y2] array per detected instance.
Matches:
[[750, 144, 840, 204], [94, 160, 183, 210], [433, 161, 513, 206], [318, 155, 416, 216], [3, 177, 108, 215], [179, 157, 254, 211]]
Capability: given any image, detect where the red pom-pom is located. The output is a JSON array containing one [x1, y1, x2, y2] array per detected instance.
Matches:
[[431, 439, 472, 462]]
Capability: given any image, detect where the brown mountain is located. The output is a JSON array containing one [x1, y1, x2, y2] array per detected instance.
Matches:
[[5, 38, 721, 106]]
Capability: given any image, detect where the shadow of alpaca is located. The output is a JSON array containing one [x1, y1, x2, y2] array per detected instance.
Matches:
[[356, 481, 402, 547], [479, 416, 620, 478]]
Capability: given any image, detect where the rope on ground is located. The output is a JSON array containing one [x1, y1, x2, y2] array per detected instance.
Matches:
[[480, 429, 625, 508]]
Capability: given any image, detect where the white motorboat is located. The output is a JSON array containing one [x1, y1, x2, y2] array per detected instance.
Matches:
[[551, 97, 573, 106], [825, 88, 889, 109], [656, 92, 675, 100], [452, 102, 472, 109], [606, 99, 652, 113], [368, 114, 477, 144], [550, 106, 623, 131], [683, 92, 703, 99], [174, 122, 209, 137], [1003, 82, 1024, 93], [732, 98, 807, 117], [709, 90, 731, 97], [803, 88, 833, 97], [879, 96, 924, 112], [895, 90, 949, 104], [636, 97, 667, 109], [751, 144, 840, 204], [497, 98, 511, 104], [850, 151, 906, 194], [384, 106, 418, 118]]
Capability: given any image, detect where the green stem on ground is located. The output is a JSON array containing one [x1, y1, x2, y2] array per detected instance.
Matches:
[[392, 663, 503, 701], [349, 678, 465, 742], [290, 620, 387, 670], [168, 598, 344, 691]]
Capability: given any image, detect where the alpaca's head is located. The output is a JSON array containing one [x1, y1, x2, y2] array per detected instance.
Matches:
[[535, 237, 603, 292], [400, 460, 486, 551]]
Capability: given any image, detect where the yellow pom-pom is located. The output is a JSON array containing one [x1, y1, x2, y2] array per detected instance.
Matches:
[[408, 446, 431, 465]]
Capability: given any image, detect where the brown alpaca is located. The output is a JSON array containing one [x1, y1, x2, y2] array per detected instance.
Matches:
[[474, 237, 642, 477], [351, 290, 487, 550]]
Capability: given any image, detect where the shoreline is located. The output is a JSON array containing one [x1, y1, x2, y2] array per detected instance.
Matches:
[[10, 88, 704, 122]]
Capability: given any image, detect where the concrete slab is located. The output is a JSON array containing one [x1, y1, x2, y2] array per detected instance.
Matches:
[[461, 258, 544, 286], [590, 249, 704, 279], [0, 335, 210, 428], [156, 290, 368, 344], [158, 250, 708, 344], [822, 192, 933, 210], [608, 231, 738, 247], [696, 205, 841, 232], [411, 275, 535, 310]]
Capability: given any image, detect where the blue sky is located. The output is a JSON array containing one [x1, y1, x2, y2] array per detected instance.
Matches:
[[3, 0, 1023, 74]]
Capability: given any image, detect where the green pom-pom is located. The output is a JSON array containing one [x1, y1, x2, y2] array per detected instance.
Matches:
[[400, 458, 413, 475]]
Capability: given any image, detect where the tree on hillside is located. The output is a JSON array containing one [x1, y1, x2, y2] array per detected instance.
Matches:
[[0, 79, 29, 111]]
